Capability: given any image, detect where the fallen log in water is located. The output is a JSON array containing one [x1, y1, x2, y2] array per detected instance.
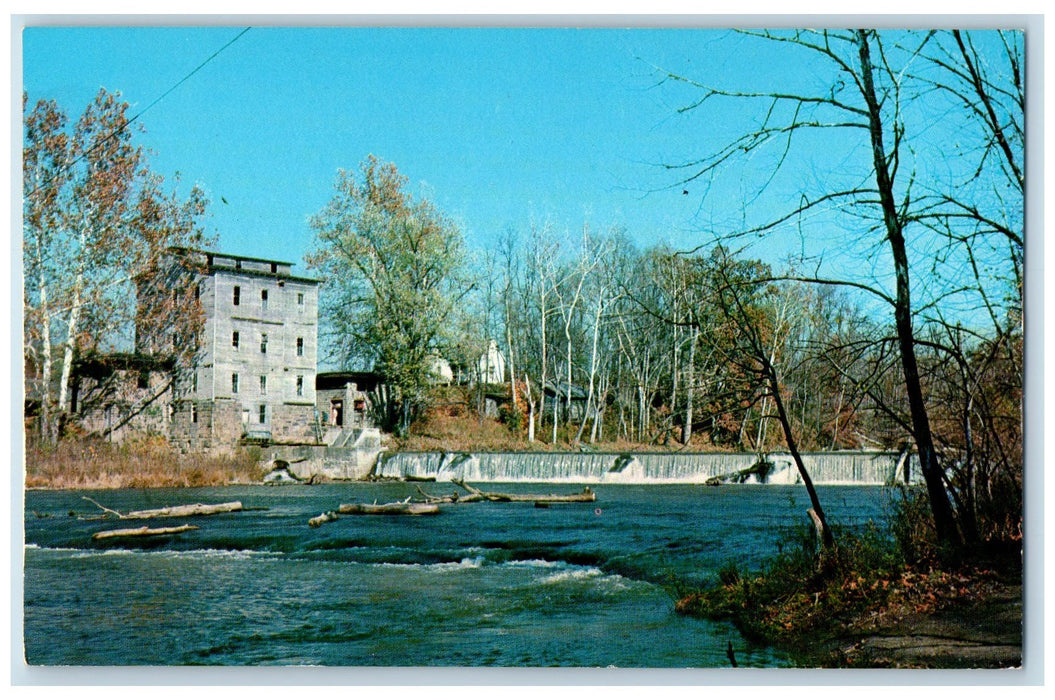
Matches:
[[704, 459, 772, 486], [309, 511, 339, 528], [82, 497, 244, 520], [124, 502, 244, 518], [337, 502, 441, 516], [414, 485, 484, 504], [92, 524, 199, 541], [309, 500, 442, 527], [451, 479, 596, 503]]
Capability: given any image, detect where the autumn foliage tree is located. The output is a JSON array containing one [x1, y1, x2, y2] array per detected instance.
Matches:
[[22, 89, 209, 444]]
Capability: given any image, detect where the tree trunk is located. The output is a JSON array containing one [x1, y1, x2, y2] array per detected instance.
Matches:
[[565, 334, 573, 426], [830, 387, 845, 450], [670, 323, 679, 430], [575, 295, 604, 444], [682, 324, 697, 445], [525, 372, 536, 443], [37, 272, 53, 443], [591, 404, 603, 443], [506, 318, 517, 407], [83, 497, 244, 519], [55, 268, 84, 442], [767, 363, 835, 551], [551, 361, 560, 444], [857, 30, 961, 547], [337, 501, 440, 516]]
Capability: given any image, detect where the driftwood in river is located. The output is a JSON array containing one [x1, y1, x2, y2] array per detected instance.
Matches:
[[704, 459, 773, 486], [450, 479, 596, 503], [309, 499, 441, 527], [92, 524, 199, 541], [82, 496, 244, 520], [414, 485, 484, 504], [308, 511, 339, 527], [338, 502, 441, 515]]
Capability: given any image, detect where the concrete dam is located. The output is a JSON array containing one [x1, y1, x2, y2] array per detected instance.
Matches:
[[373, 450, 920, 486]]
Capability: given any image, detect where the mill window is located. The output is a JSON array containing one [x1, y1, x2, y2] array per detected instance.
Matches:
[[296, 375, 304, 397], [261, 289, 269, 310], [258, 404, 267, 424], [233, 286, 241, 306], [232, 373, 239, 394], [232, 330, 240, 349], [260, 375, 267, 395], [260, 333, 268, 354], [296, 337, 304, 357]]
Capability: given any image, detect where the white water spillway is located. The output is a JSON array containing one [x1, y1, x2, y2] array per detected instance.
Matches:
[[373, 450, 920, 485]]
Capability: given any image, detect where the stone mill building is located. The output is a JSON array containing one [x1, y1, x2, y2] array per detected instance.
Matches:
[[134, 247, 320, 450]]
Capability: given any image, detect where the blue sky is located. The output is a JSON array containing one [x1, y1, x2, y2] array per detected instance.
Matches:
[[21, 25, 845, 270], [20, 24, 1025, 331]]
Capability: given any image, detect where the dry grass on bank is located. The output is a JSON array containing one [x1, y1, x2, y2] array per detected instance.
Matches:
[[24, 437, 265, 490]]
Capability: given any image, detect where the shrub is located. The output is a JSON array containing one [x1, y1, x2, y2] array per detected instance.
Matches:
[[888, 486, 941, 566], [497, 402, 524, 433]]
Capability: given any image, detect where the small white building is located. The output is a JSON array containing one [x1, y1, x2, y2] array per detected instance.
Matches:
[[429, 355, 454, 385], [477, 340, 506, 384]]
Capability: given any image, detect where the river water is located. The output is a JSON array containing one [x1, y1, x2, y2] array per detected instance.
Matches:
[[23, 483, 897, 667]]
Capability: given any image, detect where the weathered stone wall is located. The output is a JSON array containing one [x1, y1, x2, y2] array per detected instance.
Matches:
[[169, 400, 202, 452], [207, 272, 318, 424], [75, 369, 173, 442], [316, 382, 372, 431], [168, 397, 242, 452], [272, 402, 317, 443], [89, 249, 322, 454], [265, 430, 385, 480], [153, 249, 320, 450], [211, 399, 244, 447]]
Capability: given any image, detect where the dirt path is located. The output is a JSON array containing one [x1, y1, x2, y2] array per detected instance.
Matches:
[[831, 584, 1022, 668]]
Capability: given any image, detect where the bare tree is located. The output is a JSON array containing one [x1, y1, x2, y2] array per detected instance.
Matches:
[[659, 29, 1021, 548]]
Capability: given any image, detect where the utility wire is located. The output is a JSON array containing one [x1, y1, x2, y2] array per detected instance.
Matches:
[[24, 27, 251, 199], [125, 27, 251, 134]]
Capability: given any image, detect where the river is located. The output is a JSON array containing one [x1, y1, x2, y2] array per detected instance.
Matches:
[[23, 482, 898, 667]]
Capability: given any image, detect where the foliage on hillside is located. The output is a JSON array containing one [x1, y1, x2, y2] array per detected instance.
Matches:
[[394, 385, 745, 453]]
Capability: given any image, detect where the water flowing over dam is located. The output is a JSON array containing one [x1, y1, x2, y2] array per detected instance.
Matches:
[[374, 450, 919, 485]]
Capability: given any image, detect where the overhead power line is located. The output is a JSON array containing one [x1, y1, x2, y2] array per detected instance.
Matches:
[[125, 27, 251, 133], [24, 27, 252, 200]]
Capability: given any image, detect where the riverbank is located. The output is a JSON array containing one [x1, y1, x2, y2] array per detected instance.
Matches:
[[675, 533, 1023, 669], [831, 578, 1022, 668], [23, 438, 264, 489]]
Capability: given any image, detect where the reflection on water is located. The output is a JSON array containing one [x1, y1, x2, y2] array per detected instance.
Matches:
[[24, 483, 896, 666]]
